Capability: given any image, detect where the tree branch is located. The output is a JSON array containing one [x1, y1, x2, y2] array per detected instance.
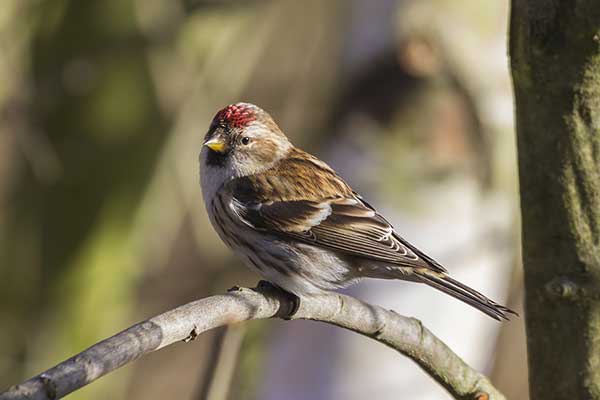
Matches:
[[0, 284, 504, 400]]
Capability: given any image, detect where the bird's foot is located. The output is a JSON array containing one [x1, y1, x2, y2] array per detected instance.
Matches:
[[255, 280, 300, 319]]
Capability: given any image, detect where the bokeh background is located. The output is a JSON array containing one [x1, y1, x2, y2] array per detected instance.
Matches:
[[0, 1, 526, 399]]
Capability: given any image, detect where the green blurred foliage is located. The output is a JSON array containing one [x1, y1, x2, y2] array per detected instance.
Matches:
[[1, 0, 168, 398]]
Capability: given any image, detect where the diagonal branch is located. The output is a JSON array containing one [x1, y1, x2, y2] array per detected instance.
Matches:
[[0, 285, 504, 400]]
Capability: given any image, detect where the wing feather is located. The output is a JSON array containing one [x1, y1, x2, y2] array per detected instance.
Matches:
[[228, 148, 447, 273], [236, 195, 446, 273]]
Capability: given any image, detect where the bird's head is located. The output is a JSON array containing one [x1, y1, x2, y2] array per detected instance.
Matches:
[[201, 103, 292, 179]]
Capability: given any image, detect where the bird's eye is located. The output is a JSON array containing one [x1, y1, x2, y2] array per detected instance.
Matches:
[[241, 137, 250, 145]]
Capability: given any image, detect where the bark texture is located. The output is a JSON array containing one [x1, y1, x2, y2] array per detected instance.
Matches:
[[510, 1, 600, 399], [0, 285, 504, 400]]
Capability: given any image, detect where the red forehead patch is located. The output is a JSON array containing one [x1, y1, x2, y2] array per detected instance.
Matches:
[[214, 103, 257, 129]]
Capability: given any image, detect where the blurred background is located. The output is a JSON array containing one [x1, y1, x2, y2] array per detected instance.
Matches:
[[0, 0, 525, 399]]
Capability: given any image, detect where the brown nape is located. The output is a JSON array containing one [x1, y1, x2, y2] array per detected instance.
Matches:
[[249, 134, 286, 165], [261, 116, 288, 139]]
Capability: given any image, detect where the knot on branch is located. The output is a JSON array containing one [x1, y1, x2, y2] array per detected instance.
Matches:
[[545, 276, 579, 300], [184, 325, 200, 343], [40, 374, 57, 400]]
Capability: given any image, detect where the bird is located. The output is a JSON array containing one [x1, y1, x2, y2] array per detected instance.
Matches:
[[199, 102, 515, 320]]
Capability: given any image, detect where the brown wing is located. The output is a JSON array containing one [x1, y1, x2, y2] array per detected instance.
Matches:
[[229, 149, 446, 273]]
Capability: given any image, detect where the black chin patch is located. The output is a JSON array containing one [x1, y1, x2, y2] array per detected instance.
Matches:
[[206, 149, 228, 167]]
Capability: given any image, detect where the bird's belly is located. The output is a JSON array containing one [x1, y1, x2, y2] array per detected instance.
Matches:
[[219, 225, 356, 294], [246, 238, 357, 295], [206, 195, 357, 295]]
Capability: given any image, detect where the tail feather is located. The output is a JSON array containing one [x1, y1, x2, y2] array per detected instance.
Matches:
[[415, 271, 517, 321]]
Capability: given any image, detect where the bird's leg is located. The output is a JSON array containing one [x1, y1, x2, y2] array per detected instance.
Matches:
[[255, 280, 300, 319]]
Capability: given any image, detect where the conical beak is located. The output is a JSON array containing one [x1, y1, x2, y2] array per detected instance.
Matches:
[[204, 137, 227, 154]]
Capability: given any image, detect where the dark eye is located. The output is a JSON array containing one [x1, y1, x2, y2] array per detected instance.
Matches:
[[241, 137, 250, 145]]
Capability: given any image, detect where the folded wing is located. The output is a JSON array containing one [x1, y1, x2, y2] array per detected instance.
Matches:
[[233, 194, 447, 273]]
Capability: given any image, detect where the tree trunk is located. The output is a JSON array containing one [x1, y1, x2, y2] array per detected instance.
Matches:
[[510, 1, 600, 399]]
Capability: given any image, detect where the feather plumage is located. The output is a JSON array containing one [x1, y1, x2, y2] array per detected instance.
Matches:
[[200, 103, 516, 320], [229, 148, 447, 273]]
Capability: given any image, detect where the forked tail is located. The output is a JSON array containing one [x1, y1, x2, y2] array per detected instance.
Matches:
[[415, 270, 517, 321]]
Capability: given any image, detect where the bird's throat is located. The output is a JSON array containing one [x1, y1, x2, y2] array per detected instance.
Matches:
[[206, 149, 228, 168]]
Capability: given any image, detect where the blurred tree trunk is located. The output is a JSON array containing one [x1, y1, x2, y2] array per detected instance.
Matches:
[[510, 1, 600, 399]]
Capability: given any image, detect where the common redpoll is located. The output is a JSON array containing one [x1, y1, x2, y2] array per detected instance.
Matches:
[[200, 102, 515, 320]]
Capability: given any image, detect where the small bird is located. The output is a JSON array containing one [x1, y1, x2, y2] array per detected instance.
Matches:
[[200, 102, 515, 320]]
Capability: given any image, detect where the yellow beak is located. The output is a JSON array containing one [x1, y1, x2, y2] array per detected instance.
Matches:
[[204, 138, 227, 153]]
